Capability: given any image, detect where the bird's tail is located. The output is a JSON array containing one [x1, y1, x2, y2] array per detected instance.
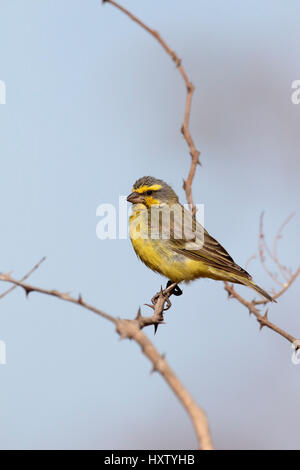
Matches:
[[238, 277, 276, 303], [227, 271, 275, 302]]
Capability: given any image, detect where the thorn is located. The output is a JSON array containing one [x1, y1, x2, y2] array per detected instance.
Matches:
[[248, 300, 256, 315], [135, 307, 142, 319], [144, 303, 155, 310], [78, 293, 83, 304], [175, 58, 181, 68], [264, 308, 269, 320], [186, 82, 194, 93], [258, 310, 269, 331], [151, 354, 166, 374], [154, 323, 159, 334], [24, 286, 34, 297]]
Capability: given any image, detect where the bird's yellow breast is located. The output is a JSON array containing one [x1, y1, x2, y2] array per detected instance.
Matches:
[[129, 206, 215, 283]]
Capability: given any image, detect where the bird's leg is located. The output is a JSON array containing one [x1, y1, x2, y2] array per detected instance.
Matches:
[[166, 280, 183, 296]]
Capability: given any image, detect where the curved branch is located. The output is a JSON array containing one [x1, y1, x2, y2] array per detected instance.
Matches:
[[0, 272, 213, 450], [103, 0, 200, 214]]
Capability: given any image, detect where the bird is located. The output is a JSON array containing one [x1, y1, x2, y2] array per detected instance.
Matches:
[[127, 176, 274, 302]]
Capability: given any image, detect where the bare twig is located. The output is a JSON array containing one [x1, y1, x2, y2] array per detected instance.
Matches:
[[223, 213, 300, 343], [255, 266, 300, 306], [257, 213, 300, 303], [0, 272, 213, 450], [258, 213, 283, 286], [273, 212, 295, 281], [0, 257, 46, 300], [0, 273, 117, 324], [103, 0, 200, 214], [259, 212, 297, 286], [224, 282, 298, 345], [244, 253, 256, 271]]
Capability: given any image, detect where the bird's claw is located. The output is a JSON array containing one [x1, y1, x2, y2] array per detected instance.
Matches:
[[162, 297, 172, 311], [166, 281, 183, 296]]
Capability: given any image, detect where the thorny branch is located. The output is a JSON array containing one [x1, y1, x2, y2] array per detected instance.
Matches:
[[224, 283, 297, 345], [0, 256, 46, 299], [0, 271, 213, 450], [224, 214, 300, 347], [102, 0, 200, 214]]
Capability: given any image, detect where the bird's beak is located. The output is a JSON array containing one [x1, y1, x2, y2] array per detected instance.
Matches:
[[127, 192, 145, 204]]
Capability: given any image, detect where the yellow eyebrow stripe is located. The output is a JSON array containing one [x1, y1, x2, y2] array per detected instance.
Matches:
[[133, 184, 162, 194]]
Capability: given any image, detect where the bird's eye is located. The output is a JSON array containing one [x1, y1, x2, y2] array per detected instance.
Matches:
[[146, 190, 153, 196]]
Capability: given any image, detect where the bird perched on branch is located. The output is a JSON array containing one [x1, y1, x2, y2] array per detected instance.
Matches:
[[127, 176, 274, 302]]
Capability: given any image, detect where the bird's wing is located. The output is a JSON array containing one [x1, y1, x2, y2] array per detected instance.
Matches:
[[167, 204, 251, 280]]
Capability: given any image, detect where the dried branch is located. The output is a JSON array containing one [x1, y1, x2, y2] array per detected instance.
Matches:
[[258, 213, 283, 286], [257, 213, 300, 302], [0, 257, 46, 300], [103, 0, 200, 214], [244, 253, 256, 271], [259, 212, 297, 286], [255, 266, 300, 306], [272, 212, 295, 281], [223, 213, 300, 345], [0, 272, 213, 450], [116, 319, 213, 450], [224, 282, 298, 346]]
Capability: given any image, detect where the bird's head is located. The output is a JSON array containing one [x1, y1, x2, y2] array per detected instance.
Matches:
[[127, 176, 179, 208]]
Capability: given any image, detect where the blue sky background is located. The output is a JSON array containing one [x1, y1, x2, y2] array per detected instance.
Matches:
[[0, 0, 299, 449]]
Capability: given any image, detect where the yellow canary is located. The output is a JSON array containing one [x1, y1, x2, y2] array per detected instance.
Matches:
[[127, 176, 274, 302]]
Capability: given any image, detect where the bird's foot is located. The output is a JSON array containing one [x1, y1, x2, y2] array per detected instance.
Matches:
[[150, 281, 182, 309], [166, 280, 183, 296]]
